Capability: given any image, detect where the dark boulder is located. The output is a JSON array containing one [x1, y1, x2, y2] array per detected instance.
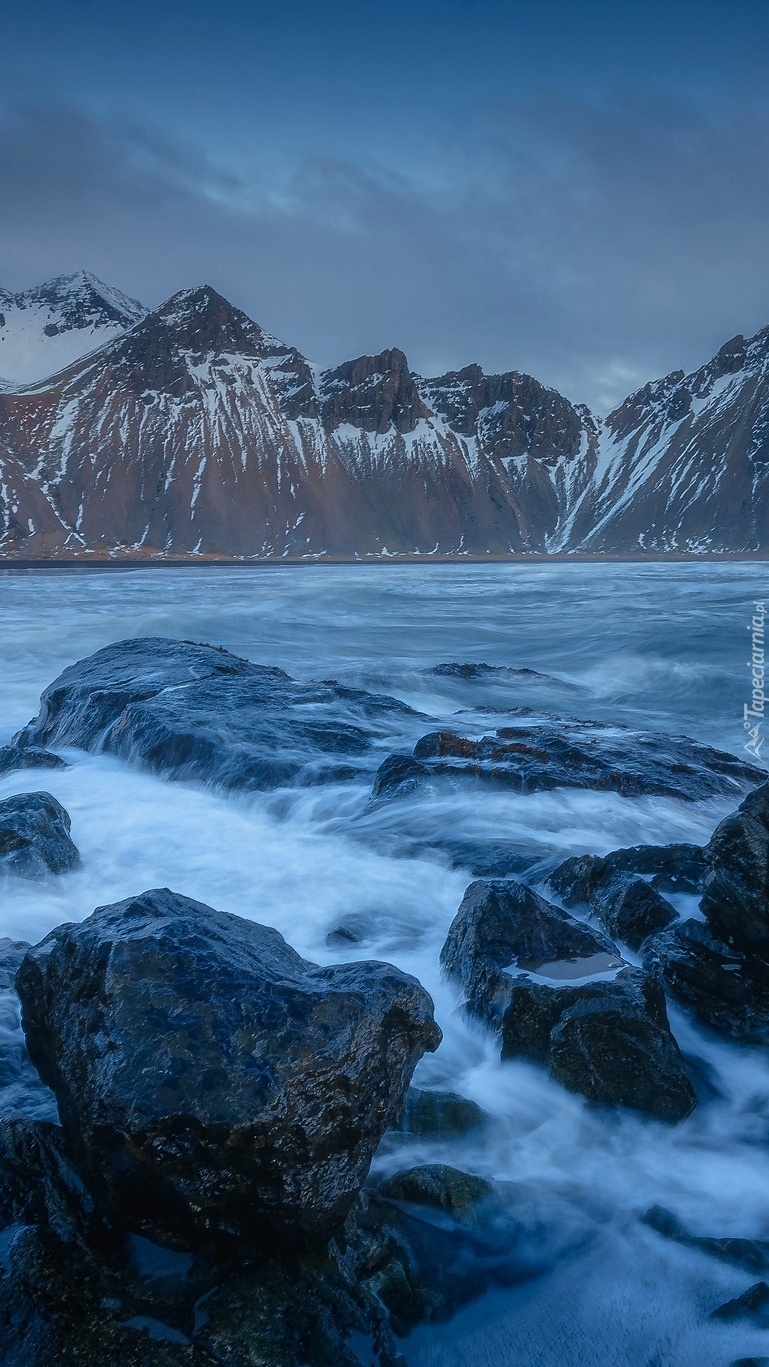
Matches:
[[371, 752, 431, 800], [642, 1204, 769, 1273], [700, 782, 769, 949], [391, 1088, 487, 1139], [15, 888, 441, 1250], [440, 880, 696, 1121], [643, 918, 769, 1042], [399, 722, 763, 802], [16, 637, 422, 794], [426, 663, 559, 684], [0, 792, 78, 879], [711, 1281, 769, 1322], [0, 744, 66, 777], [549, 843, 706, 904], [590, 874, 677, 951]]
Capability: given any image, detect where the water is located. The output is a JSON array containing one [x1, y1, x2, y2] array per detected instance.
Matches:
[[1, 561, 767, 1365]]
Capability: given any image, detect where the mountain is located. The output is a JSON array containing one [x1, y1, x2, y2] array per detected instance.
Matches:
[[563, 329, 769, 553], [0, 286, 599, 558], [0, 275, 765, 559], [0, 271, 146, 387]]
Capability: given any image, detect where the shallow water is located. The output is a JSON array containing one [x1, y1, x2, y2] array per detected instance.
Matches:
[[1, 561, 767, 1365]]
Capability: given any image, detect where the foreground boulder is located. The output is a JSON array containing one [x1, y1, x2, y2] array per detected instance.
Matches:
[[374, 722, 763, 803], [440, 880, 696, 1121], [15, 637, 421, 793], [700, 781, 769, 950], [16, 888, 441, 1249], [0, 792, 78, 879]]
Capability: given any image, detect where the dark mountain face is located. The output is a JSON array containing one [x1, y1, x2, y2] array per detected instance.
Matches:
[[0, 276, 766, 559]]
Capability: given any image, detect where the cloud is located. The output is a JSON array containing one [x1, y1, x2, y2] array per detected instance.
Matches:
[[2, 93, 769, 411]]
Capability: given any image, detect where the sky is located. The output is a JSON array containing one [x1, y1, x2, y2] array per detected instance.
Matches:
[[3, 0, 769, 411]]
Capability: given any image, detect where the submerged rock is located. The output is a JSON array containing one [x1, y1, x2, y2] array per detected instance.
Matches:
[[0, 792, 78, 879], [16, 637, 421, 793], [642, 1204, 769, 1274], [374, 721, 762, 803], [643, 917, 769, 1042], [377, 1164, 492, 1219], [16, 888, 441, 1250], [440, 880, 696, 1120], [700, 781, 769, 950]]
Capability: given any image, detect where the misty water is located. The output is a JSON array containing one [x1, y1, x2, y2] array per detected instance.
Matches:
[[1, 560, 768, 1366]]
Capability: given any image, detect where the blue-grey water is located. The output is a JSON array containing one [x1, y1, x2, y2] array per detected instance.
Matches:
[[1, 561, 767, 1366]]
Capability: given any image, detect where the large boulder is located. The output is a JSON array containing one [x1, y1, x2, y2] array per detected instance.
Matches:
[[0, 744, 66, 778], [0, 792, 78, 879], [643, 917, 769, 1042], [372, 722, 764, 803], [16, 888, 441, 1250], [700, 782, 769, 950], [440, 880, 696, 1121], [15, 637, 421, 793]]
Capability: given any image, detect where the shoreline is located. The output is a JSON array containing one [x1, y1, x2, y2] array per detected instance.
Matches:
[[1, 550, 768, 571]]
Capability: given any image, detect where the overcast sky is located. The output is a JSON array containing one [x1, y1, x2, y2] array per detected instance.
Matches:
[[3, 0, 769, 410]]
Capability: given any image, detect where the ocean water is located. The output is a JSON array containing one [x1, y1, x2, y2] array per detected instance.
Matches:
[[1, 560, 767, 1366]]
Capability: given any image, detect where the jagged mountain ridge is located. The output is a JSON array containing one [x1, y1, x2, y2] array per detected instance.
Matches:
[[0, 285, 599, 557], [0, 276, 766, 558], [0, 271, 146, 388]]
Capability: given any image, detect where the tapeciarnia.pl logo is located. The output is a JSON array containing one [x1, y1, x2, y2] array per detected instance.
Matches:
[[744, 600, 766, 762]]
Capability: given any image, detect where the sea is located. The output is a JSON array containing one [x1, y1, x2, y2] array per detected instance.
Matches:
[[1, 560, 768, 1366]]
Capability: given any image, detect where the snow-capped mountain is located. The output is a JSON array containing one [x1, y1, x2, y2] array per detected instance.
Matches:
[[0, 271, 146, 387], [0, 286, 599, 558], [563, 329, 769, 553], [0, 274, 766, 559]]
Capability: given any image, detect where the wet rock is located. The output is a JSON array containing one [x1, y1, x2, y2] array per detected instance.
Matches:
[[377, 1164, 492, 1219], [371, 752, 431, 800], [642, 1205, 769, 1273], [325, 925, 362, 947], [440, 880, 696, 1120], [0, 791, 78, 879], [700, 782, 769, 949], [0, 1119, 90, 1242], [16, 637, 421, 794], [388, 721, 763, 802], [711, 1281, 769, 1321], [549, 843, 706, 904], [0, 744, 66, 777], [16, 888, 441, 1250], [643, 918, 769, 1041], [0, 937, 30, 990], [392, 1087, 487, 1139], [590, 874, 677, 951], [426, 663, 558, 683]]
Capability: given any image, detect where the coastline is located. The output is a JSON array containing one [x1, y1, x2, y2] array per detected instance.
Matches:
[[1, 550, 768, 570]]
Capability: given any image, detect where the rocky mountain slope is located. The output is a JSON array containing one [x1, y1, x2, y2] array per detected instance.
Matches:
[[0, 271, 146, 388], [0, 274, 765, 558]]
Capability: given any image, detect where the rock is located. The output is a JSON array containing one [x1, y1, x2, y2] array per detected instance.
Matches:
[[0, 1119, 91, 1243], [711, 1281, 769, 1321], [16, 888, 441, 1250], [16, 638, 421, 794], [391, 1088, 487, 1139], [325, 925, 361, 947], [642, 1205, 769, 1273], [0, 792, 78, 879], [700, 782, 769, 949], [0, 937, 30, 990], [371, 753, 431, 800], [377, 1164, 492, 1219], [0, 744, 66, 777], [394, 722, 763, 802], [549, 843, 706, 904], [426, 663, 558, 683], [643, 918, 769, 1042], [440, 880, 696, 1120], [590, 874, 677, 951]]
